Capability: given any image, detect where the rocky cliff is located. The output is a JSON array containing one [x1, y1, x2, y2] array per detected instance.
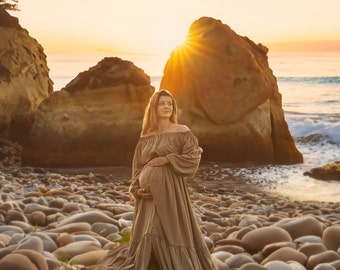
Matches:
[[160, 17, 303, 164], [0, 8, 53, 144]]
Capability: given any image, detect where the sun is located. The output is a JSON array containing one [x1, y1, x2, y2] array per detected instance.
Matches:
[[156, 27, 189, 54]]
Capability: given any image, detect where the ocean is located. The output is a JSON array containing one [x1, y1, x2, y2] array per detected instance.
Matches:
[[47, 52, 340, 202]]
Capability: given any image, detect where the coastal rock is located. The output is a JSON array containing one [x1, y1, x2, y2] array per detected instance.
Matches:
[[0, 8, 52, 144], [22, 57, 154, 167], [304, 162, 340, 181], [160, 16, 303, 164]]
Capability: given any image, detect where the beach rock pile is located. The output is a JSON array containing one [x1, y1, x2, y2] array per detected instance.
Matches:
[[160, 16, 303, 165], [0, 7, 53, 144], [0, 164, 339, 270]]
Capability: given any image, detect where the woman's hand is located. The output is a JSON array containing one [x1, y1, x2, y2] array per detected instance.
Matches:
[[136, 189, 153, 200], [147, 156, 169, 167]]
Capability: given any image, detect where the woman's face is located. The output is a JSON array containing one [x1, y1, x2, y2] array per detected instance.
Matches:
[[157, 95, 173, 119]]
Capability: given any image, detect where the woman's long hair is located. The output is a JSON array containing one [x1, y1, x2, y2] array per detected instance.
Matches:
[[141, 89, 178, 135]]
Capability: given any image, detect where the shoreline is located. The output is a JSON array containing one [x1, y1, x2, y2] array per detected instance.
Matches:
[[43, 162, 330, 205]]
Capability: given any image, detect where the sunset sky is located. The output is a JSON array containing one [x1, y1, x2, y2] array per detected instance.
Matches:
[[10, 0, 340, 56]]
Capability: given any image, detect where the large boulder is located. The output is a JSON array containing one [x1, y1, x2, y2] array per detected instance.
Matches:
[[22, 57, 154, 167], [304, 162, 340, 181], [160, 17, 303, 164], [0, 7, 53, 144]]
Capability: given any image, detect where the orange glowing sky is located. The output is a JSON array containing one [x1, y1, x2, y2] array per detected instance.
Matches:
[[10, 0, 340, 56]]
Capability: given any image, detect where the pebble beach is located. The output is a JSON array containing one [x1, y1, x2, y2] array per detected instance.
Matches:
[[0, 163, 339, 270]]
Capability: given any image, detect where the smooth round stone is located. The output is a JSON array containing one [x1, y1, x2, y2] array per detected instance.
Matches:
[[91, 222, 119, 237], [53, 240, 101, 261], [204, 236, 214, 251], [331, 260, 340, 268], [0, 245, 16, 261], [5, 209, 27, 223], [211, 251, 233, 262], [27, 211, 46, 227], [8, 221, 34, 233], [298, 243, 327, 258], [201, 221, 225, 234], [57, 211, 118, 226], [0, 225, 24, 236], [45, 213, 65, 225], [16, 236, 44, 254], [313, 263, 336, 270], [106, 233, 122, 242], [47, 222, 91, 233], [23, 203, 57, 216], [28, 232, 58, 253], [261, 247, 307, 266], [8, 233, 25, 245], [213, 245, 245, 254], [0, 234, 10, 246], [0, 253, 39, 270], [43, 189, 73, 197], [294, 235, 322, 244], [264, 260, 294, 270], [62, 202, 80, 213], [57, 233, 74, 247], [241, 227, 292, 253], [46, 257, 63, 270], [96, 203, 134, 215], [228, 226, 255, 240], [13, 249, 49, 270], [287, 261, 306, 270], [307, 250, 340, 270], [262, 242, 297, 258], [210, 254, 230, 270], [73, 235, 101, 246], [209, 232, 224, 243], [239, 215, 259, 227], [239, 262, 268, 270], [225, 253, 254, 269], [114, 211, 134, 221], [118, 218, 132, 228], [36, 197, 48, 206], [275, 216, 324, 240], [48, 198, 65, 209], [69, 250, 109, 266], [322, 225, 340, 251]]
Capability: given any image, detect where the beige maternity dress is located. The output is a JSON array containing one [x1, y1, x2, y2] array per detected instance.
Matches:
[[95, 130, 215, 270]]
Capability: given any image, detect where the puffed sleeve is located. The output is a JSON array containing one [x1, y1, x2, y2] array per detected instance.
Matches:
[[129, 139, 143, 198], [165, 131, 203, 177]]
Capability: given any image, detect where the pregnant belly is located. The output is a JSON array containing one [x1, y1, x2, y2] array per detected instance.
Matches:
[[139, 165, 166, 193]]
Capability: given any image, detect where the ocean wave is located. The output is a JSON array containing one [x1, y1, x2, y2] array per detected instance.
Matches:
[[285, 113, 340, 144], [277, 76, 340, 84]]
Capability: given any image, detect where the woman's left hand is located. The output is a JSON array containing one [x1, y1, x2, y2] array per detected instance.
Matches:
[[147, 156, 169, 167]]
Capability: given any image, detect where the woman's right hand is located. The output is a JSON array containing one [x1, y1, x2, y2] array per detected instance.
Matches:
[[136, 188, 153, 200]]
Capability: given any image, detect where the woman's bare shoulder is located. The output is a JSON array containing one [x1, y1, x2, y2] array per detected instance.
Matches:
[[172, 124, 190, 133]]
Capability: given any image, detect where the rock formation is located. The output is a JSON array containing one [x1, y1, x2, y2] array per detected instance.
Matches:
[[160, 17, 303, 164], [0, 7, 53, 144], [304, 162, 340, 181], [22, 57, 154, 167]]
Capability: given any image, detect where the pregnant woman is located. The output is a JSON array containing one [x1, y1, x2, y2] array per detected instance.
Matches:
[[97, 89, 215, 270]]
